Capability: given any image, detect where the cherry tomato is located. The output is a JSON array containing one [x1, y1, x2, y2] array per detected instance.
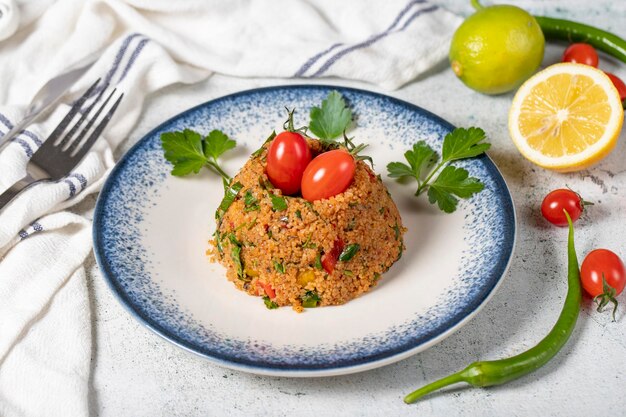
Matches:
[[581, 249, 625, 297], [266, 131, 312, 195], [301, 150, 355, 202], [562, 43, 598, 67], [541, 189, 589, 227], [322, 238, 344, 274], [605, 72, 626, 102]]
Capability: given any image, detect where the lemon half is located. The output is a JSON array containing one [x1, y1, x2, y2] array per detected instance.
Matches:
[[509, 63, 624, 172]]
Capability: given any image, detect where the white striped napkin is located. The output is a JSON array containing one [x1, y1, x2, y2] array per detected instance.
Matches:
[[0, 0, 460, 414]]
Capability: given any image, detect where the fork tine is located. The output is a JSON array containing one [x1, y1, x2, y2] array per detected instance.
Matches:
[[46, 78, 101, 147], [70, 93, 123, 160], [66, 88, 117, 155], [58, 82, 109, 150]]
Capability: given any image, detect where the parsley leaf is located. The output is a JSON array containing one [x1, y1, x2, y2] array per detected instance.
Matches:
[[309, 91, 352, 141], [160, 128, 236, 182], [386, 162, 414, 179], [263, 296, 279, 310], [252, 131, 276, 158], [270, 193, 287, 211], [302, 291, 321, 308], [338, 244, 359, 262], [227, 233, 246, 281], [314, 252, 323, 270], [386, 127, 490, 214], [161, 129, 207, 176], [204, 129, 236, 161], [441, 127, 490, 162], [216, 182, 243, 220], [387, 141, 437, 180], [244, 190, 259, 212], [427, 166, 484, 213], [273, 260, 285, 274]]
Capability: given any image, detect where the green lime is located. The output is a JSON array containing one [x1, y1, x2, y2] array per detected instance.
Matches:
[[449, 5, 545, 95]]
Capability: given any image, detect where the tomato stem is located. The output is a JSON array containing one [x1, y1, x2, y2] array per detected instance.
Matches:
[[565, 185, 594, 211], [282, 107, 308, 134], [593, 274, 619, 321]]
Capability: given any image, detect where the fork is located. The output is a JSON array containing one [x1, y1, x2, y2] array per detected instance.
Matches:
[[0, 80, 123, 211]]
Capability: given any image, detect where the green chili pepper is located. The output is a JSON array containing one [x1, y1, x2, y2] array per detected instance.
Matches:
[[404, 210, 581, 404], [533, 16, 626, 65]]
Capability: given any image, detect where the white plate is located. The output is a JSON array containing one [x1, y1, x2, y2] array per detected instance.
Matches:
[[93, 85, 516, 376]]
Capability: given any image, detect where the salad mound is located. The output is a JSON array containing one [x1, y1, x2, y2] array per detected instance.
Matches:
[[213, 138, 405, 312]]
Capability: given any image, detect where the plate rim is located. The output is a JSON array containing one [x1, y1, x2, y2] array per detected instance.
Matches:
[[93, 84, 517, 377]]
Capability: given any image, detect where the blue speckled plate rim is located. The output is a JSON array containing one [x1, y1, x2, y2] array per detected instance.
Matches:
[[93, 84, 517, 377]]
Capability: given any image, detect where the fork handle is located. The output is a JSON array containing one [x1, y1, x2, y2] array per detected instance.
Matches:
[[0, 176, 38, 212]]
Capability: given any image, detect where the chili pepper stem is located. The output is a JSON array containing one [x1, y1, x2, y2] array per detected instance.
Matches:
[[404, 371, 466, 404], [470, 0, 483, 10]]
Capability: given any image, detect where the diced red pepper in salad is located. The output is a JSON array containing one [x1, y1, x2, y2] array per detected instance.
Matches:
[[322, 238, 344, 274], [259, 282, 276, 299]]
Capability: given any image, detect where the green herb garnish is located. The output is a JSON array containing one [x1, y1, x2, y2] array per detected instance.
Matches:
[[338, 243, 360, 262], [302, 233, 316, 249], [228, 234, 246, 281], [273, 260, 285, 274], [247, 217, 258, 230], [213, 229, 224, 255], [263, 296, 279, 310], [308, 91, 352, 142], [259, 176, 274, 190], [216, 182, 243, 220], [303, 201, 319, 216], [270, 193, 287, 211], [392, 223, 400, 240], [244, 190, 260, 212], [295, 209, 302, 220], [252, 130, 276, 158], [314, 252, 323, 270], [343, 270, 354, 277], [161, 129, 235, 184], [387, 127, 490, 213], [302, 291, 321, 308]]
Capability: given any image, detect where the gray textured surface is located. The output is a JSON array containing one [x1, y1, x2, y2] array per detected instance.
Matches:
[[87, 1, 626, 415]]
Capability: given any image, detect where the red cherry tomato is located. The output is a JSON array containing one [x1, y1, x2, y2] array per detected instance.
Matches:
[[605, 72, 626, 102], [301, 150, 356, 202], [562, 43, 599, 67], [266, 131, 312, 195], [541, 189, 587, 227], [581, 249, 625, 297], [322, 238, 344, 274]]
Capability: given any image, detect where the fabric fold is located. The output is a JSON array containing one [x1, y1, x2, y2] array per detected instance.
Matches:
[[0, 0, 460, 414]]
